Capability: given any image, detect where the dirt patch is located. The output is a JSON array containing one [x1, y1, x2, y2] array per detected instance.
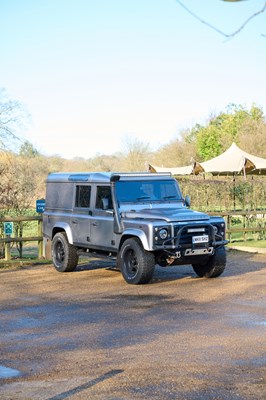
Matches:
[[0, 250, 265, 399]]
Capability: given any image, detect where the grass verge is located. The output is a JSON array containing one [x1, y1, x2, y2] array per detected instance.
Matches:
[[227, 240, 266, 248]]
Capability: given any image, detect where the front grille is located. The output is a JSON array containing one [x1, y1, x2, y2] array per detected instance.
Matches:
[[174, 224, 212, 247]]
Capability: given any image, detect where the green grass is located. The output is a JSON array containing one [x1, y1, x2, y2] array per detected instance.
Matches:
[[9, 244, 40, 258], [0, 258, 51, 271], [227, 240, 266, 248]]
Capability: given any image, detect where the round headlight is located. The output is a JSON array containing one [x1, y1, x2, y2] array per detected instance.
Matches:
[[213, 226, 218, 235], [159, 228, 168, 240]]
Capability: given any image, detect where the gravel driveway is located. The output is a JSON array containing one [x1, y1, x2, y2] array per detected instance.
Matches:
[[0, 250, 265, 400]]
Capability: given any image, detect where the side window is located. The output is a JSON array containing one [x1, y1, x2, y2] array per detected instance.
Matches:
[[75, 185, 91, 208], [95, 186, 113, 209]]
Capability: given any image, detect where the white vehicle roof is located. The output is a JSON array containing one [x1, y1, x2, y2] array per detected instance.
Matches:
[[46, 172, 173, 183]]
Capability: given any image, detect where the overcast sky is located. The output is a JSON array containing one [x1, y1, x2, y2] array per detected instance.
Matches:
[[1, 0, 265, 159]]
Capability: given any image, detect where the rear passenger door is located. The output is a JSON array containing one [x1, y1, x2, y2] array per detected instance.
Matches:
[[71, 184, 92, 246]]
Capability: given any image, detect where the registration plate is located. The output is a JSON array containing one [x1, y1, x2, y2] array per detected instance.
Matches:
[[192, 235, 209, 244]]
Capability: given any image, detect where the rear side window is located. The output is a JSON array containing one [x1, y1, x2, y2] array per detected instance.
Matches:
[[75, 185, 91, 208]]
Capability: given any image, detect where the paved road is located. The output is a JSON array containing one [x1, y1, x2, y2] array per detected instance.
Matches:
[[0, 250, 265, 400]]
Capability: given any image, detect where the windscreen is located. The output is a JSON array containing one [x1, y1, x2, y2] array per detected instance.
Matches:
[[115, 179, 182, 203]]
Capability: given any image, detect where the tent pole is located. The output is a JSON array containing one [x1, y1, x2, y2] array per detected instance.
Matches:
[[233, 173, 236, 210], [243, 162, 246, 180]]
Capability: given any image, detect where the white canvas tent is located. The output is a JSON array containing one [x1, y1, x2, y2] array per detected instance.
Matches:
[[148, 143, 266, 176], [200, 142, 266, 176], [148, 161, 204, 176]]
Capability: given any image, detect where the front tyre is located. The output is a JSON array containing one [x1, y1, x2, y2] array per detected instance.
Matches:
[[192, 246, 226, 278], [117, 238, 155, 284], [52, 232, 79, 272]]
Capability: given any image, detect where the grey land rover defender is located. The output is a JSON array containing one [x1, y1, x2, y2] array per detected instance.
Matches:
[[43, 172, 228, 284]]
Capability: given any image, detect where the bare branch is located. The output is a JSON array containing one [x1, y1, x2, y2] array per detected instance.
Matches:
[[175, 0, 266, 38], [0, 88, 29, 151]]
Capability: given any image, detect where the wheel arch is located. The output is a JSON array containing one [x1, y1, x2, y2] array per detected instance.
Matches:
[[52, 223, 74, 244], [119, 229, 150, 251]]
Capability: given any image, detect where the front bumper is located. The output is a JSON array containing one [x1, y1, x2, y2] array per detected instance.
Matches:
[[161, 223, 228, 257]]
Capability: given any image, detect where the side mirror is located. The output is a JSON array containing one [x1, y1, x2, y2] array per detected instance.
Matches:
[[184, 195, 191, 208]]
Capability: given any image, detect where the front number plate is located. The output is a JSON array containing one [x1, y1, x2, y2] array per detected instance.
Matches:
[[192, 235, 209, 244]]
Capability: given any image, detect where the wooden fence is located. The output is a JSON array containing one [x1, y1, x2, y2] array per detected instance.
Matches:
[[209, 210, 266, 243], [0, 211, 265, 261], [0, 216, 43, 261]]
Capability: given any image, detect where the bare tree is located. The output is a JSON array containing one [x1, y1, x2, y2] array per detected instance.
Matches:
[[0, 88, 28, 151], [175, 0, 266, 38], [121, 135, 150, 171], [151, 133, 196, 168], [0, 152, 40, 257]]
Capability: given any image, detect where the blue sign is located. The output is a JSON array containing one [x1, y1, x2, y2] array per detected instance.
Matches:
[[4, 222, 13, 235], [36, 199, 46, 213]]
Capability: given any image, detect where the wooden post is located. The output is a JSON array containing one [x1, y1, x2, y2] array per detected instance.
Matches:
[[38, 219, 43, 259], [4, 235, 11, 261], [227, 214, 231, 243], [243, 214, 247, 242], [44, 238, 52, 260]]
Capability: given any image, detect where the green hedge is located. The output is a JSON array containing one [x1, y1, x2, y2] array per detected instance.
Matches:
[[177, 176, 266, 212]]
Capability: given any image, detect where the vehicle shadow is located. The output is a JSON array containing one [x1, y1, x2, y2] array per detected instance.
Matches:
[[75, 249, 266, 284], [76, 258, 116, 272]]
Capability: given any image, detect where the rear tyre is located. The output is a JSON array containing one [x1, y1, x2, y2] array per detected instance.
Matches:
[[52, 232, 79, 272], [117, 238, 155, 284], [192, 246, 226, 278]]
